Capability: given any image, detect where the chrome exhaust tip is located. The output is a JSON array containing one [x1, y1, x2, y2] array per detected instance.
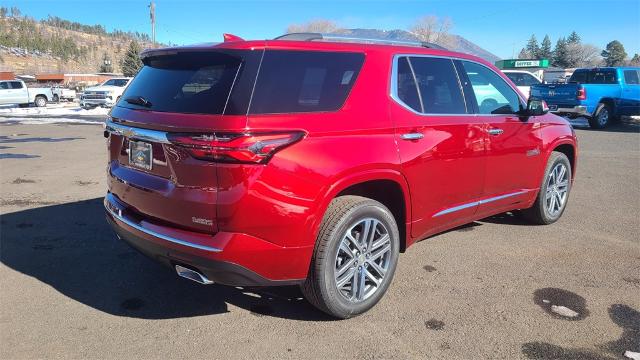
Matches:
[[175, 265, 213, 285]]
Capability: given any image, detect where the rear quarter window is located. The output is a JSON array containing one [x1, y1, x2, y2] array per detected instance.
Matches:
[[624, 70, 640, 85], [249, 50, 365, 114]]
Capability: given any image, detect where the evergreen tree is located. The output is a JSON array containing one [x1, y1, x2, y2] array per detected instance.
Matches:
[[539, 35, 553, 60], [552, 37, 570, 68], [518, 48, 530, 59], [525, 34, 540, 59], [630, 53, 640, 66], [567, 31, 581, 44], [120, 41, 142, 77], [601, 40, 627, 66]]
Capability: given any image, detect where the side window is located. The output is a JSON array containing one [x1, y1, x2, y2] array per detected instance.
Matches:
[[9, 81, 23, 89], [396, 57, 422, 112], [624, 70, 640, 85], [0, 82, 8, 90], [569, 70, 587, 83], [588, 70, 617, 84], [249, 50, 364, 114], [406, 57, 466, 114], [462, 61, 522, 115]]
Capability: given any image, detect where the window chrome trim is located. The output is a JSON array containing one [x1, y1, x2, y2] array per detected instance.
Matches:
[[104, 194, 222, 253], [390, 54, 526, 117], [105, 118, 170, 144], [433, 190, 527, 217]]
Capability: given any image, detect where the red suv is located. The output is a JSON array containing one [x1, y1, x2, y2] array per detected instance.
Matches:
[[105, 33, 577, 318]]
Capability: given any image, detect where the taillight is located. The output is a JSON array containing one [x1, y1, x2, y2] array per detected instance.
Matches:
[[576, 87, 586, 100], [167, 131, 305, 163]]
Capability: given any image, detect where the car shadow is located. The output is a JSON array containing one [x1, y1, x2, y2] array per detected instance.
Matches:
[[0, 198, 332, 321]]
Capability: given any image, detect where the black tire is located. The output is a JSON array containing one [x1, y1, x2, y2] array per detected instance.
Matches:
[[522, 151, 572, 225], [301, 195, 400, 319], [589, 103, 616, 129], [53, 94, 59, 102], [34, 95, 47, 107]]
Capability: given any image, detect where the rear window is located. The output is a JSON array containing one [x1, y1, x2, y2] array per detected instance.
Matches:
[[505, 72, 541, 86], [119, 50, 258, 115], [249, 50, 364, 114], [569, 69, 617, 84], [624, 70, 640, 85]]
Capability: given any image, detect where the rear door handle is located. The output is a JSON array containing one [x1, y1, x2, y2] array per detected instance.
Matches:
[[400, 133, 424, 140], [488, 128, 504, 136]]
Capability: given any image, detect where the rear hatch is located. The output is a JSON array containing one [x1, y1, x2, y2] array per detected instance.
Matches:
[[106, 48, 262, 234]]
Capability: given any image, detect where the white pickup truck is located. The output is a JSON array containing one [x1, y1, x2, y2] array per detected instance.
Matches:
[[80, 77, 132, 109], [0, 80, 55, 107]]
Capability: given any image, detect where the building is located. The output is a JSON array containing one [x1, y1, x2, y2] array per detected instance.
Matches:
[[34, 73, 123, 86], [0, 71, 15, 80], [495, 59, 550, 80]]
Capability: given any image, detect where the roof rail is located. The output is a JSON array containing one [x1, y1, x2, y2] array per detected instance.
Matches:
[[274, 32, 447, 50]]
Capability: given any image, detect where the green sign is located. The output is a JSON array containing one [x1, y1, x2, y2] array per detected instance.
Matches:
[[495, 59, 549, 69]]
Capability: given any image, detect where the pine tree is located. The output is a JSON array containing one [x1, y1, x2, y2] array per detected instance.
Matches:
[[567, 31, 581, 44], [552, 37, 570, 68], [120, 40, 142, 77], [601, 40, 627, 66], [630, 53, 640, 66], [518, 48, 530, 59], [539, 35, 553, 60], [525, 34, 540, 59]]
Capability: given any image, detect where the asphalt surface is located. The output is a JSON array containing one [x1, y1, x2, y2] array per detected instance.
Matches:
[[1, 119, 638, 359]]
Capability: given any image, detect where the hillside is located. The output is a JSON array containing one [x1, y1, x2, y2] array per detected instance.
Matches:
[[0, 15, 155, 74]]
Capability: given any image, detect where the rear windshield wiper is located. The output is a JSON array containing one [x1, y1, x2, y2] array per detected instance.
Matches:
[[125, 96, 152, 108]]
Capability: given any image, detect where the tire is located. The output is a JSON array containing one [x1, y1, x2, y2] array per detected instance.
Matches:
[[53, 94, 59, 102], [521, 151, 572, 225], [301, 195, 400, 319], [34, 96, 47, 107], [589, 103, 615, 129]]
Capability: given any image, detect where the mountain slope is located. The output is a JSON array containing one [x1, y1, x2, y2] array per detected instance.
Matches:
[[336, 28, 500, 63]]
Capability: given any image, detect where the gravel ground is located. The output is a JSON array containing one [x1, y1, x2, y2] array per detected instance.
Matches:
[[0, 119, 638, 359]]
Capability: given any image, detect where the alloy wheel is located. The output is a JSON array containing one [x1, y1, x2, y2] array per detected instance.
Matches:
[[545, 163, 569, 217], [597, 108, 609, 126], [334, 218, 392, 302]]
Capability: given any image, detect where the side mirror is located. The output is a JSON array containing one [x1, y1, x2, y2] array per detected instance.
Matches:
[[523, 98, 549, 117]]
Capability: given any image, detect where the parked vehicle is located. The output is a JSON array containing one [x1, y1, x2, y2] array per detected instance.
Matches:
[[503, 70, 542, 99], [104, 33, 578, 318], [80, 77, 131, 109], [0, 80, 54, 107], [51, 86, 77, 102], [530, 67, 640, 128]]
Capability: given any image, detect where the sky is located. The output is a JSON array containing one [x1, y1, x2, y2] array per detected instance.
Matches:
[[5, 0, 640, 59]]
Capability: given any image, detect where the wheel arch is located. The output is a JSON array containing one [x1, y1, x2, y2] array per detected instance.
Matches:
[[597, 98, 617, 116], [312, 170, 412, 253], [551, 142, 577, 178]]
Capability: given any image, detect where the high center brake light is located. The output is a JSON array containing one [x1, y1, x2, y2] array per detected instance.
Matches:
[[167, 131, 305, 164]]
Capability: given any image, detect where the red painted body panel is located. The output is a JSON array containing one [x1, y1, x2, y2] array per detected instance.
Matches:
[[106, 39, 578, 283]]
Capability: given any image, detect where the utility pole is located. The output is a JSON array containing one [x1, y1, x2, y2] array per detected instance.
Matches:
[[149, 1, 156, 47]]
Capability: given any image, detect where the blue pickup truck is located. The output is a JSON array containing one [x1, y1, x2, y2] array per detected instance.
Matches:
[[530, 67, 640, 128]]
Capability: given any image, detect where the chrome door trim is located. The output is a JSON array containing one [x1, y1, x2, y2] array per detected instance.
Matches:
[[104, 195, 222, 253], [105, 119, 170, 144], [433, 190, 527, 217]]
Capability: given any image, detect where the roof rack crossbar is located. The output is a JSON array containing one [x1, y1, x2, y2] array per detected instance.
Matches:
[[274, 33, 447, 50]]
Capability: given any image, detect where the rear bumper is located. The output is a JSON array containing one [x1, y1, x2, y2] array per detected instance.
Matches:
[[104, 193, 310, 286], [551, 105, 589, 116]]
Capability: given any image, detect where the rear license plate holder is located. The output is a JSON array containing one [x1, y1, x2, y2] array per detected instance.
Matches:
[[129, 139, 152, 170]]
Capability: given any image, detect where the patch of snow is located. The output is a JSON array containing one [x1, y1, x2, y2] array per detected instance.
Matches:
[[550, 305, 579, 318], [0, 105, 110, 117], [0, 117, 104, 125], [625, 351, 640, 360]]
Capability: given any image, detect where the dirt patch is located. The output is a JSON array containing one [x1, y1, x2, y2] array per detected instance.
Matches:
[[1, 199, 57, 207], [11, 178, 36, 184], [423, 265, 437, 272], [74, 180, 99, 186], [425, 319, 445, 330]]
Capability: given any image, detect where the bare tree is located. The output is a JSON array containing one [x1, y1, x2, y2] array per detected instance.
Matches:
[[566, 43, 601, 67], [286, 19, 339, 34], [409, 16, 457, 49]]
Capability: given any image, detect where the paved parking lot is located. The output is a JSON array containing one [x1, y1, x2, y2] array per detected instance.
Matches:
[[1, 119, 638, 359]]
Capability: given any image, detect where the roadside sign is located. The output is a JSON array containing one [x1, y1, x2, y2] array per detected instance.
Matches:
[[495, 59, 550, 69]]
